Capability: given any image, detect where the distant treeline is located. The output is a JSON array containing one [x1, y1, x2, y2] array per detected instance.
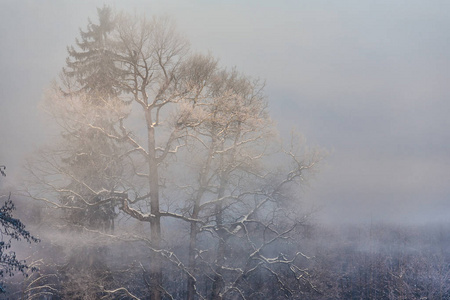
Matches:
[[3, 218, 450, 299], [305, 222, 450, 299]]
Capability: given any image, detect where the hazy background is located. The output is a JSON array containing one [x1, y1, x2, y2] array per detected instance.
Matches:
[[1, 0, 449, 224]]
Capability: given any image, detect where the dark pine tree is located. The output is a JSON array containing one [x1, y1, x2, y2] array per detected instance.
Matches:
[[0, 169, 39, 293]]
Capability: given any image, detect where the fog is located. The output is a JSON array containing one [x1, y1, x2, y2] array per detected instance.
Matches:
[[2, 1, 449, 224], [1, 1, 450, 298]]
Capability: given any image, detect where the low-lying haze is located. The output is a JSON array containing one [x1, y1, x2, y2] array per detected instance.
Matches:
[[1, 0, 449, 224]]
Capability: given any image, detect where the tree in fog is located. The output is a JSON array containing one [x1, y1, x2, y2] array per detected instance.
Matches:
[[64, 5, 124, 98], [25, 7, 128, 298], [26, 7, 323, 299], [172, 65, 322, 298]]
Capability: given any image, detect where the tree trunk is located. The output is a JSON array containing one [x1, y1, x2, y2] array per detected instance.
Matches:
[[211, 177, 226, 300], [187, 140, 215, 300], [146, 109, 162, 300], [187, 220, 198, 300]]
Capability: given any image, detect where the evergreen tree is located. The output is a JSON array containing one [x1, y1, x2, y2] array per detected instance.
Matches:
[[63, 5, 123, 99], [55, 7, 127, 296], [59, 6, 126, 232]]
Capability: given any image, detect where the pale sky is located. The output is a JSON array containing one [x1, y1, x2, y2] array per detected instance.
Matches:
[[1, 0, 449, 224]]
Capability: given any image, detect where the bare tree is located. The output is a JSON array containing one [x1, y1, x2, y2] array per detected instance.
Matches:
[[163, 63, 323, 299]]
